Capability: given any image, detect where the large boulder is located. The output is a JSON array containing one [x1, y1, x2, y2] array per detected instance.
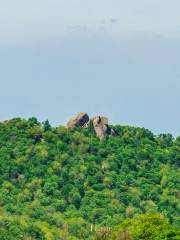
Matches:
[[92, 116, 115, 140], [67, 113, 116, 139], [67, 112, 89, 129]]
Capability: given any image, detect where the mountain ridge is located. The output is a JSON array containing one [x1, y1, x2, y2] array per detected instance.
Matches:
[[0, 117, 179, 239]]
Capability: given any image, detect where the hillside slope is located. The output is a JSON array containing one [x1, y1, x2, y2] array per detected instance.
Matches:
[[0, 118, 179, 239]]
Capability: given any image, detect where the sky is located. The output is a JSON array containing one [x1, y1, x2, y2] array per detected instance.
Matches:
[[0, 0, 180, 136]]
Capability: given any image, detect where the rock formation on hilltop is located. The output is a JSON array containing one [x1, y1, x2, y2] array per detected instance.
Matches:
[[92, 116, 116, 140], [67, 112, 89, 129], [67, 113, 116, 139]]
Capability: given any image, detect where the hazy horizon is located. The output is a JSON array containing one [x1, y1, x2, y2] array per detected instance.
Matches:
[[0, 0, 180, 136]]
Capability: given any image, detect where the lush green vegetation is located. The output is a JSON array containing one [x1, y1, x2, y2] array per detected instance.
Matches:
[[0, 118, 179, 239]]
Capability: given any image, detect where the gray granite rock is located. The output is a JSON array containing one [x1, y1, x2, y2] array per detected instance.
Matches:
[[67, 112, 89, 129]]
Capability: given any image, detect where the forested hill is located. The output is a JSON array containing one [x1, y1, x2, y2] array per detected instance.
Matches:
[[0, 117, 179, 240]]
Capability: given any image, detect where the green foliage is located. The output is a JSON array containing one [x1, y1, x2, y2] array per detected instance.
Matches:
[[126, 214, 179, 240], [0, 118, 179, 239]]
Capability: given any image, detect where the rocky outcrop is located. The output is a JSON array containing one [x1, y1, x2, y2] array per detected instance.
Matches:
[[67, 112, 89, 129], [92, 116, 116, 140], [67, 113, 116, 139]]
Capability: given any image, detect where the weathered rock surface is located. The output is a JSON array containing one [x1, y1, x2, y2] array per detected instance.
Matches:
[[67, 113, 116, 139], [92, 116, 115, 139], [67, 112, 89, 129]]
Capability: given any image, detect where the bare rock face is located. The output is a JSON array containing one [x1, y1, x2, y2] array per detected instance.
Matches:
[[67, 112, 89, 129], [92, 116, 115, 140], [67, 113, 116, 139]]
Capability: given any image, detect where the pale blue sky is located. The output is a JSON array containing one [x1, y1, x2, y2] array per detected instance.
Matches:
[[0, 0, 180, 136]]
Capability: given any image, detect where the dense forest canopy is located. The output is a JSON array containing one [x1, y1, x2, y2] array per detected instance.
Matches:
[[0, 117, 179, 239]]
